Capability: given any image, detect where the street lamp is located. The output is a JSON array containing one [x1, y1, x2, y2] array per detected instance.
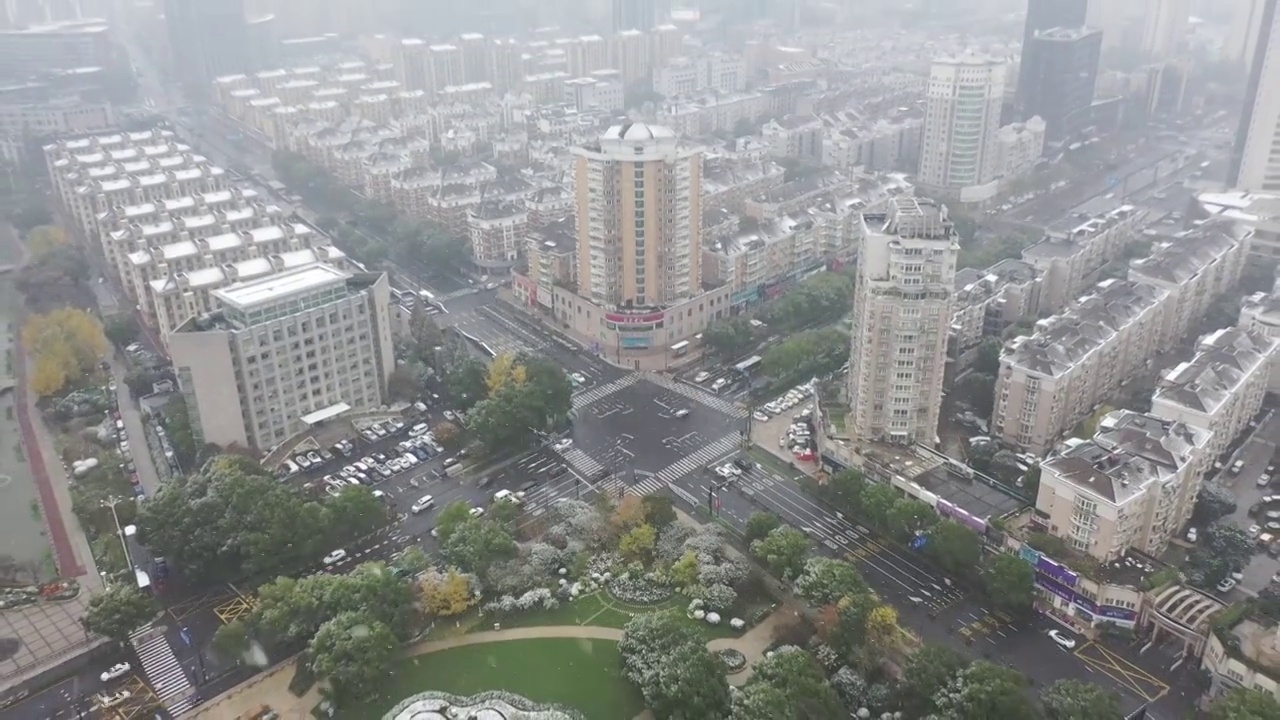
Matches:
[[102, 496, 134, 571]]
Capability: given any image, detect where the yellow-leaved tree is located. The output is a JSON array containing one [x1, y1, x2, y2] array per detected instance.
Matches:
[[866, 604, 901, 651], [26, 225, 69, 260], [419, 568, 476, 618], [485, 352, 528, 394], [23, 308, 110, 397]]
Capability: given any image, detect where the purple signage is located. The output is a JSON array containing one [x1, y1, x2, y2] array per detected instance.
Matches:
[[1035, 572, 1138, 623], [936, 499, 989, 534], [1035, 555, 1079, 588]]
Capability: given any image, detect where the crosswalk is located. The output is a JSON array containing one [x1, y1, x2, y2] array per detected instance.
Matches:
[[571, 373, 640, 409], [558, 446, 604, 478], [130, 624, 199, 714], [644, 373, 747, 417], [438, 287, 478, 302], [651, 434, 741, 485]]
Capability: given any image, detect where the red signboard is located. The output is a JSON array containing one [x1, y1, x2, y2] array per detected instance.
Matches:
[[606, 311, 665, 324]]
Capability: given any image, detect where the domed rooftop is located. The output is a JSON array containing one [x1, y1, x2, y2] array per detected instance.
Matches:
[[603, 122, 676, 142]]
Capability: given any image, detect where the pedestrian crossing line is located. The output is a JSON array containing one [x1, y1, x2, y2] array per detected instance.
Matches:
[[559, 446, 604, 478], [130, 625, 195, 710], [652, 435, 740, 485], [643, 372, 747, 417], [571, 373, 641, 409]]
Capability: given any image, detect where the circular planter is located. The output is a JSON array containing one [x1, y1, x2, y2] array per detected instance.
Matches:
[[717, 649, 747, 673]]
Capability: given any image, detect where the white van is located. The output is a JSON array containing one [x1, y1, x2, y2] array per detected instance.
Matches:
[[493, 489, 524, 505], [409, 423, 430, 437]]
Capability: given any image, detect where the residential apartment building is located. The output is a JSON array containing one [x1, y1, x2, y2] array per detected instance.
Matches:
[[1239, 276, 1280, 393], [949, 258, 1042, 360], [0, 19, 124, 79], [1034, 409, 1211, 561], [847, 197, 959, 446], [98, 187, 280, 294], [168, 264, 395, 452], [1196, 190, 1280, 258], [823, 117, 923, 174], [573, 122, 700, 310], [563, 75, 624, 113], [513, 217, 577, 311], [1202, 613, 1280, 702], [467, 199, 527, 272], [127, 221, 328, 330], [701, 156, 786, 212], [653, 53, 745, 97], [762, 114, 823, 161], [1021, 205, 1148, 313], [1141, 0, 1192, 59], [1127, 222, 1248, 347], [151, 245, 349, 345], [993, 279, 1168, 454], [702, 212, 824, 304], [1150, 327, 1278, 462], [992, 117, 1047, 179], [917, 53, 1006, 203]]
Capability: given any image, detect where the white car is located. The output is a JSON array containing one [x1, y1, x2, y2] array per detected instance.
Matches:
[[694, 371, 711, 383], [469, 506, 486, 517], [570, 372, 586, 385], [1186, 527, 1198, 543], [95, 690, 132, 709], [99, 662, 131, 683], [411, 495, 435, 514], [1217, 577, 1239, 593], [493, 489, 525, 505], [711, 378, 728, 391], [1047, 629, 1077, 651], [724, 463, 743, 477], [553, 438, 573, 452], [714, 465, 734, 479], [323, 549, 347, 565], [1249, 524, 1262, 537]]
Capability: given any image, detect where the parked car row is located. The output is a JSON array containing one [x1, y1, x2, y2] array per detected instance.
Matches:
[[755, 382, 815, 423]]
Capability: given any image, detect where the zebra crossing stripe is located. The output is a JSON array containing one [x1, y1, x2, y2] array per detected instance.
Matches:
[[130, 626, 195, 707], [654, 435, 740, 484], [571, 373, 641, 409], [560, 446, 604, 477], [643, 373, 746, 417]]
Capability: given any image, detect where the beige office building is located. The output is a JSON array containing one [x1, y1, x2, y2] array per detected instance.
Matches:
[[169, 265, 395, 452], [1035, 409, 1211, 561], [573, 122, 701, 310], [917, 53, 1006, 203], [847, 197, 959, 446]]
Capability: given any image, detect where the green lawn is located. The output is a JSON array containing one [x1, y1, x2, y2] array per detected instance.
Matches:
[[334, 638, 646, 720]]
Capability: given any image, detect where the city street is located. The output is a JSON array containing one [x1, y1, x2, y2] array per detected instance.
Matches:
[[683, 453, 1193, 718]]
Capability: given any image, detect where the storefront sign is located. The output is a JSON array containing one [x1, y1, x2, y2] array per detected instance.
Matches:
[[606, 311, 665, 324], [621, 336, 651, 349], [1036, 555, 1079, 588], [936, 499, 988, 534]]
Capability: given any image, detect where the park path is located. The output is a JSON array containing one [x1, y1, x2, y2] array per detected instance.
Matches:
[[192, 612, 793, 719]]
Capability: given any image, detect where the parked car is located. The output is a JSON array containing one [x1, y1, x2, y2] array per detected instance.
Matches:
[[99, 662, 131, 683], [323, 549, 347, 565]]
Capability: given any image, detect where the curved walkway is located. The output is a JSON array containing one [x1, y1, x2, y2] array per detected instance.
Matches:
[[406, 625, 624, 656]]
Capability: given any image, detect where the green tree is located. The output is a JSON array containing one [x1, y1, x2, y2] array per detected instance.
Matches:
[[670, 551, 700, 590], [103, 314, 141, 348], [926, 521, 983, 578], [326, 486, 391, 541], [619, 523, 658, 563], [750, 526, 810, 581], [394, 546, 431, 576], [761, 328, 849, 384], [442, 357, 489, 411], [896, 644, 968, 717], [137, 456, 332, 583], [620, 613, 730, 718], [745, 649, 847, 718], [249, 562, 418, 645], [731, 682, 791, 719], [982, 554, 1036, 617], [83, 585, 157, 643], [640, 495, 677, 528], [859, 484, 899, 529], [794, 557, 867, 606], [1207, 687, 1280, 720], [434, 502, 474, 544], [953, 372, 997, 418], [308, 612, 398, 700], [973, 338, 1003, 375], [933, 660, 1037, 720], [211, 620, 251, 661], [821, 469, 866, 515], [1041, 678, 1123, 719], [440, 517, 517, 576], [744, 512, 782, 545], [885, 497, 938, 543], [757, 272, 854, 332], [702, 317, 756, 359], [386, 365, 423, 401]]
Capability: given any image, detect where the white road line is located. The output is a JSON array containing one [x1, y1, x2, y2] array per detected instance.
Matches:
[[652, 435, 740, 485], [571, 373, 641, 409], [559, 446, 604, 478], [130, 625, 195, 710], [643, 372, 746, 417]]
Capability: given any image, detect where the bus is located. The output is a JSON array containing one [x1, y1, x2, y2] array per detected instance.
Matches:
[[670, 340, 690, 357], [734, 355, 763, 374]]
